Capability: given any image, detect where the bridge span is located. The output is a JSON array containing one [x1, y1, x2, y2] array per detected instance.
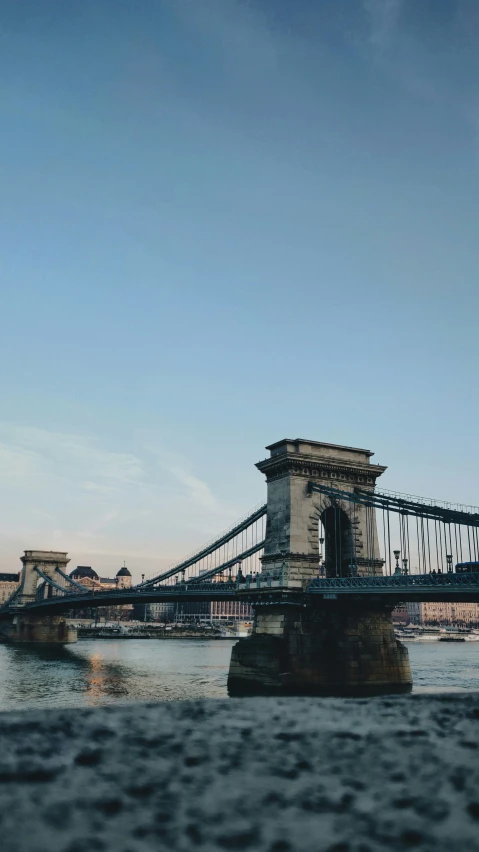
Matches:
[[2, 571, 479, 619], [1, 437, 479, 696]]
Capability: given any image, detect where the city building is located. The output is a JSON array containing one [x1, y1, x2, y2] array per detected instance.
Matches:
[[405, 602, 422, 625], [397, 601, 479, 628], [168, 598, 253, 625], [0, 572, 20, 604], [210, 599, 253, 623], [70, 565, 133, 591], [69, 564, 133, 619], [391, 604, 409, 625], [415, 602, 479, 628], [146, 602, 175, 622]]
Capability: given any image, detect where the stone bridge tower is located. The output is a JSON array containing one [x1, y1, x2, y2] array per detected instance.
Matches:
[[17, 551, 71, 605], [256, 439, 386, 588], [4, 551, 78, 644], [228, 438, 411, 696]]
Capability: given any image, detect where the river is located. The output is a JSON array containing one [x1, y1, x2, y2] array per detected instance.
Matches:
[[0, 639, 478, 711]]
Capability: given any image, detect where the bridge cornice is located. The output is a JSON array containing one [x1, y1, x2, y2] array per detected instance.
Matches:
[[256, 453, 386, 485]]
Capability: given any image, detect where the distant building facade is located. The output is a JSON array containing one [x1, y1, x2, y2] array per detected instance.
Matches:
[[70, 565, 133, 592], [393, 601, 479, 628], [146, 602, 175, 622], [391, 604, 409, 625], [210, 599, 253, 623], [415, 602, 479, 628], [0, 572, 20, 605], [69, 564, 133, 619], [146, 598, 253, 624]]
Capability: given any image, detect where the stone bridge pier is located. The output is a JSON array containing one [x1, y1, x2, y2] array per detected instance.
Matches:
[[228, 439, 412, 696]]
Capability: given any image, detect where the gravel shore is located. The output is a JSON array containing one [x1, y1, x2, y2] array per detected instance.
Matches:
[[0, 694, 478, 851]]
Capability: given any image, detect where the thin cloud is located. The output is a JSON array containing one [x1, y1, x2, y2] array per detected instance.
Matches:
[[0, 425, 243, 578], [168, 465, 217, 511], [145, 442, 234, 516], [0, 424, 145, 488]]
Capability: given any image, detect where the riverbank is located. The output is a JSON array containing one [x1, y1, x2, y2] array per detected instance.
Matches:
[[1, 693, 478, 851], [76, 628, 235, 639]]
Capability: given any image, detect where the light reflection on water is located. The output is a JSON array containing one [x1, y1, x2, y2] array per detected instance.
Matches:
[[0, 639, 235, 711], [0, 639, 477, 711]]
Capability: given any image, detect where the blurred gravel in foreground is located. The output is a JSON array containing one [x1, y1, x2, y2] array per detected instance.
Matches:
[[0, 694, 478, 851]]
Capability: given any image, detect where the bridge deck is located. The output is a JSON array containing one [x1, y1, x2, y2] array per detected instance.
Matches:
[[306, 572, 479, 603], [1, 573, 479, 617]]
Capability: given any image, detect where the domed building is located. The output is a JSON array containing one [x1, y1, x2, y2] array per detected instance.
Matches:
[[116, 564, 132, 590], [71, 566, 99, 581], [69, 564, 133, 591], [69, 563, 134, 620], [70, 566, 101, 591]]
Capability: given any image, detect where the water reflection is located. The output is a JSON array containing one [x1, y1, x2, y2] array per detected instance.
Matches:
[[85, 651, 129, 704], [0, 639, 235, 711], [0, 643, 134, 709]]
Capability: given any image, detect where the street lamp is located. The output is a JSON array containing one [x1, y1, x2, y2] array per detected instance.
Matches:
[[319, 537, 324, 576], [446, 554, 453, 573], [402, 558, 408, 576], [141, 574, 146, 622], [393, 550, 401, 574]]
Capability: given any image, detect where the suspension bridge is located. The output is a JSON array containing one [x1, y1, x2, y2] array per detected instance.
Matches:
[[1, 438, 479, 695]]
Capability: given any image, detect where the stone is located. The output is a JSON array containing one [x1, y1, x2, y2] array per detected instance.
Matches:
[[0, 694, 478, 851], [0, 615, 77, 644], [17, 551, 71, 606], [256, 439, 387, 587], [228, 602, 412, 696]]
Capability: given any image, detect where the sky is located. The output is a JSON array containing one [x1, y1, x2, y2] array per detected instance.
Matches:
[[1, 0, 479, 580]]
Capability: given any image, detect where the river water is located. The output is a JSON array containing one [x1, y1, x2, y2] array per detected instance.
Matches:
[[0, 639, 478, 712]]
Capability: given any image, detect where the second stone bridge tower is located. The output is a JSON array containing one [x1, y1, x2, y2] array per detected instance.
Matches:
[[257, 438, 386, 587]]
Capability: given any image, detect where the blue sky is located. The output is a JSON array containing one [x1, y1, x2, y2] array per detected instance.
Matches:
[[1, 0, 478, 579]]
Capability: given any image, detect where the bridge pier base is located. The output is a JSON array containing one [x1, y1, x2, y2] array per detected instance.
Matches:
[[1, 615, 77, 644], [227, 602, 412, 696]]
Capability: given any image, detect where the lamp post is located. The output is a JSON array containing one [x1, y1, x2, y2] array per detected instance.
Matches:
[[446, 554, 453, 574], [141, 574, 146, 622], [402, 558, 408, 576], [393, 550, 401, 574]]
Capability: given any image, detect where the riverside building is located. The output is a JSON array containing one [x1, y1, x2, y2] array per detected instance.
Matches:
[[69, 564, 133, 619], [0, 572, 20, 604], [406, 601, 479, 628]]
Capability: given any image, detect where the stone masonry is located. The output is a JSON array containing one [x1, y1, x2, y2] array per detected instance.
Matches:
[[228, 603, 412, 696], [17, 551, 71, 605], [256, 439, 386, 589], [2, 552, 77, 644]]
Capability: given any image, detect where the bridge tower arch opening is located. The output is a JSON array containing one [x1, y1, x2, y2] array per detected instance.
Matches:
[[318, 504, 355, 578]]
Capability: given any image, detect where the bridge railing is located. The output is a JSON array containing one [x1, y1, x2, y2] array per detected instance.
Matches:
[[308, 572, 479, 590]]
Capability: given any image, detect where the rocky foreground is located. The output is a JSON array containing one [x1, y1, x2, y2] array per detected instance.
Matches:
[[0, 694, 478, 852]]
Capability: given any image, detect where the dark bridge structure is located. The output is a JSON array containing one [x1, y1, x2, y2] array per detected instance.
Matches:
[[2, 438, 479, 696]]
